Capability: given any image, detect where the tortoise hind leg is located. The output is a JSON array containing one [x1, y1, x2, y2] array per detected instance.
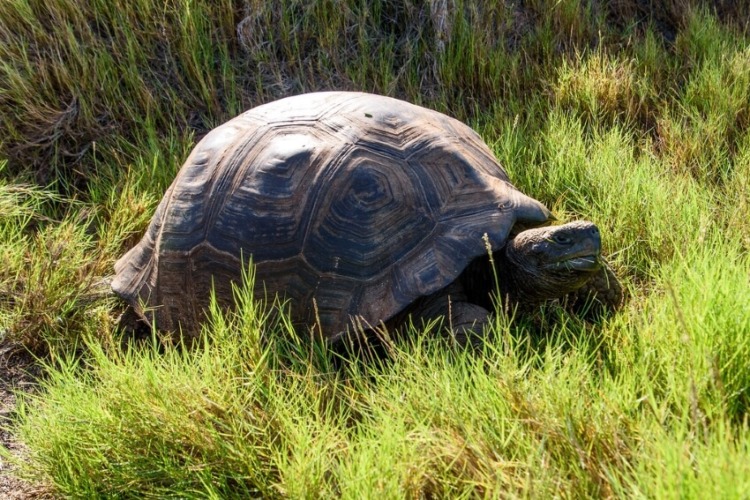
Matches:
[[566, 259, 624, 319], [117, 306, 154, 342]]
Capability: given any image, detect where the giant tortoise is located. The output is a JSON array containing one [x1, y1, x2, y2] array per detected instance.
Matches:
[[113, 92, 622, 342]]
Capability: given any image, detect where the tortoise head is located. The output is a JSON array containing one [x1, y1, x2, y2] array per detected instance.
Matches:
[[501, 221, 602, 303]]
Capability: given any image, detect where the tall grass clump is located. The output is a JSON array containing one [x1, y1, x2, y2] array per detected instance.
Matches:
[[0, 155, 169, 351], [552, 49, 657, 133], [501, 111, 713, 282], [13, 272, 344, 497], [724, 131, 750, 250], [1, 0, 522, 189], [602, 235, 750, 497], [631, 238, 750, 423], [11, 271, 639, 497], [0, 167, 104, 351], [0, 0, 239, 187], [658, 9, 750, 183]]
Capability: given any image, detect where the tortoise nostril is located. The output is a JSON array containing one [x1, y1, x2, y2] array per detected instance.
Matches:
[[589, 227, 602, 249]]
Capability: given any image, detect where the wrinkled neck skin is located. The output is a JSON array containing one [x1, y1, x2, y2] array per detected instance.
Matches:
[[459, 250, 550, 313], [495, 247, 560, 307]]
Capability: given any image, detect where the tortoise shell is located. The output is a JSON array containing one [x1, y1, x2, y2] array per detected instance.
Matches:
[[112, 92, 551, 340]]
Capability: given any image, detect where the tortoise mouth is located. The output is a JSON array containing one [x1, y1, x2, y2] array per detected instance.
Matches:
[[552, 254, 600, 272]]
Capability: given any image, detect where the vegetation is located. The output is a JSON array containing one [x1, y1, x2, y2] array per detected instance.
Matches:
[[1, 0, 749, 496]]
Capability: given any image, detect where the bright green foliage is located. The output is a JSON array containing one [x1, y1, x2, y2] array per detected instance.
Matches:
[[2, 0, 750, 497]]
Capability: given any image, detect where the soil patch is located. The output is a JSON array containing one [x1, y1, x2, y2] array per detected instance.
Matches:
[[0, 343, 49, 498]]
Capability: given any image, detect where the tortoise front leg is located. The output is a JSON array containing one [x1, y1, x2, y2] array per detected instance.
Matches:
[[334, 281, 490, 361], [405, 281, 491, 347], [566, 259, 624, 319]]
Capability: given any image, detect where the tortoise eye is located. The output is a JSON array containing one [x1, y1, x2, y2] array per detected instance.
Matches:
[[552, 234, 573, 245], [498, 200, 513, 211]]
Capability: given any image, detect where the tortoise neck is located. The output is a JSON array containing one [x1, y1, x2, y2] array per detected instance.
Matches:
[[495, 247, 543, 307], [460, 249, 544, 313]]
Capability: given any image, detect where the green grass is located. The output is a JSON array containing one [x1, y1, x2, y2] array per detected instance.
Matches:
[[1, 0, 750, 497]]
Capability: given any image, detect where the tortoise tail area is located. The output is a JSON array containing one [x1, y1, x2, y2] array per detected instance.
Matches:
[[111, 186, 173, 330]]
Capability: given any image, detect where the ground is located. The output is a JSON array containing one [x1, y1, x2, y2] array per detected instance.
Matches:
[[0, 343, 47, 499]]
